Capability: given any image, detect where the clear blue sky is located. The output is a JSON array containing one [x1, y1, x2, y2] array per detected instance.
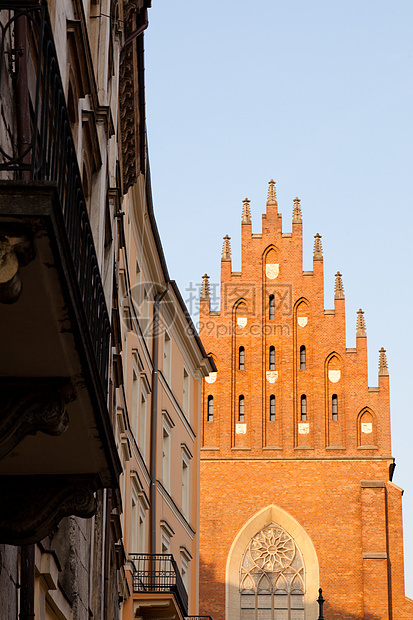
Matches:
[[144, 0, 413, 597]]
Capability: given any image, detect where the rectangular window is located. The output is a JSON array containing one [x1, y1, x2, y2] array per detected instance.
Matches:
[[162, 427, 171, 492], [183, 367, 190, 418], [132, 369, 139, 437], [139, 391, 147, 458], [181, 444, 192, 519], [164, 331, 171, 383], [162, 411, 174, 493]]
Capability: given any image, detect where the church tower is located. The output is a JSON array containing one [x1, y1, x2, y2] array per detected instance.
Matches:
[[198, 181, 413, 620]]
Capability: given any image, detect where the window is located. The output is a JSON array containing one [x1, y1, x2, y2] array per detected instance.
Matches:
[[163, 331, 171, 383], [162, 411, 174, 492], [239, 346, 245, 370], [139, 391, 147, 458], [181, 444, 192, 519], [269, 346, 275, 370], [269, 294, 275, 320], [332, 394, 338, 420], [131, 369, 139, 437], [270, 395, 276, 421], [240, 523, 305, 619], [238, 395, 245, 422], [160, 520, 174, 555], [300, 345, 306, 369], [183, 367, 190, 418], [130, 474, 149, 554], [180, 547, 192, 591], [301, 395, 307, 421], [207, 395, 214, 421]]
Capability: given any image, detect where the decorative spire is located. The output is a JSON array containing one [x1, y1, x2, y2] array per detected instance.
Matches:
[[242, 198, 251, 224], [378, 347, 389, 376], [292, 197, 302, 224], [356, 308, 366, 337], [221, 235, 231, 262], [267, 179, 277, 206], [334, 272, 345, 300], [200, 273, 210, 301], [313, 233, 323, 261]]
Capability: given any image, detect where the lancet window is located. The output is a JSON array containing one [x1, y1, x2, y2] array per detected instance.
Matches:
[[332, 394, 338, 420], [300, 395, 307, 421], [269, 295, 275, 321], [240, 522, 305, 620], [269, 346, 275, 370], [239, 395, 245, 422], [239, 346, 245, 370], [207, 395, 214, 421], [269, 395, 276, 421], [300, 345, 306, 369]]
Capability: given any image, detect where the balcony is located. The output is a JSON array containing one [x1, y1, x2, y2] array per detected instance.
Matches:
[[130, 553, 188, 619], [0, 2, 121, 543]]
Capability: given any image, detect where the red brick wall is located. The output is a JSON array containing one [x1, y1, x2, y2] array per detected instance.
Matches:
[[198, 187, 412, 619]]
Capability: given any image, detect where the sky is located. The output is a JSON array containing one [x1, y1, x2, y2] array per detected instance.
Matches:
[[144, 0, 413, 597]]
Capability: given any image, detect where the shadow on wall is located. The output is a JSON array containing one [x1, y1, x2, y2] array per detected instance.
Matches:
[[199, 555, 384, 620]]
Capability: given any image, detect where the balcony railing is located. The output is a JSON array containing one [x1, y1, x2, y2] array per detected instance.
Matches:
[[186, 616, 215, 620], [0, 2, 110, 390], [130, 553, 188, 617]]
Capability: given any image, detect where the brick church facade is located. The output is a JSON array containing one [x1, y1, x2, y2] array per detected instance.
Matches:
[[198, 181, 413, 619]]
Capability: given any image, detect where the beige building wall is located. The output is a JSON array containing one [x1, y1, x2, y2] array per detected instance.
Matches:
[[115, 177, 214, 618]]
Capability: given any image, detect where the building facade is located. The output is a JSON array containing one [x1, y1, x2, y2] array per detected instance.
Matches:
[[0, 1, 213, 618], [198, 181, 413, 620]]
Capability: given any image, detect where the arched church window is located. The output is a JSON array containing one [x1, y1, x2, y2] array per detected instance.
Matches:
[[300, 345, 306, 369], [240, 522, 305, 619], [300, 395, 307, 421], [269, 346, 275, 370], [269, 395, 276, 421], [269, 295, 275, 320], [207, 395, 214, 421], [239, 346, 245, 370], [239, 395, 245, 422], [332, 394, 338, 420]]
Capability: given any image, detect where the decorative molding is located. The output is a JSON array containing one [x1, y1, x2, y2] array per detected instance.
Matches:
[[0, 475, 97, 545], [0, 379, 75, 460], [0, 225, 34, 303]]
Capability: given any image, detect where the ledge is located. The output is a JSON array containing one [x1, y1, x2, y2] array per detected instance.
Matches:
[[361, 481, 385, 488], [362, 552, 387, 559]]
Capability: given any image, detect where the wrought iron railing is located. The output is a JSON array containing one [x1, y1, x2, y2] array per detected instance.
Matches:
[[130, 553, 188, 617], [186, 616, 215, 620], [0, 2, 110, 390]]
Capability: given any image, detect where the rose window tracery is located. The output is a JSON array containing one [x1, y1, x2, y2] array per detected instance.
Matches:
[[240, 523, 304, 595]]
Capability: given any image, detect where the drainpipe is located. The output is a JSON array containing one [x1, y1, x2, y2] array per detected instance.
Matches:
[[150, 284, 169, 555], [14, 13, 31, 176], [19, 544, 35, 620]]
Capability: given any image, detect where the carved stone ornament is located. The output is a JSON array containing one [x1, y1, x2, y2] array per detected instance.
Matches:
[[205, 372, 217, 384], [361, 423, 373, 434], [298, 423, 309, 435], [0, 379, 75, 460], [266, 371, 278, 384], [240, 523, 304, 594], [265, 264, 279, 280], [297, 317, 307, 328], [237, 317, 247, 328], [236, 423, 247, 435], [328, 370, 341, 383], [0, 225, 34, 304], [0, 475, 98, 545]]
